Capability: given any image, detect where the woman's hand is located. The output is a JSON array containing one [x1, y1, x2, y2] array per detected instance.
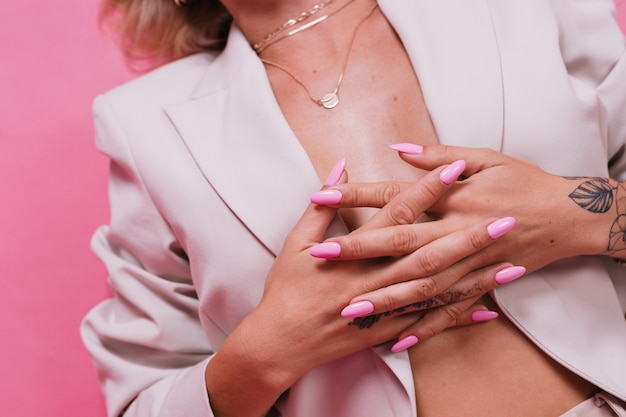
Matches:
[[326, 144, 612, 274], [204, 160, 514, 417], [307, 144, 626, 350], [309, 157, 528, 352]]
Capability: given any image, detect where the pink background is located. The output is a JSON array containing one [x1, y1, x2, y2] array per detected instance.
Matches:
[[0, 1, 624, 416]]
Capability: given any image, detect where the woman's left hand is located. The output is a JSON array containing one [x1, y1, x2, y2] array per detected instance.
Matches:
[[330, 145, 606, 273], [314, 145, 612, 342]]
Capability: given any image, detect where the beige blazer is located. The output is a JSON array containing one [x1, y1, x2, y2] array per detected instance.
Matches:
[[82, 0, 626, 416]]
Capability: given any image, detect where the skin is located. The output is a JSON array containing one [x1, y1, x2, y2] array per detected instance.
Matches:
[[324, 145, 626, 340], [205, 166, 512, 417], [204, 1, 625, 416]]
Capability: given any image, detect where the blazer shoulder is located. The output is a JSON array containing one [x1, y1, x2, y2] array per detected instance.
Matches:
[[99, 52, 219, 111]]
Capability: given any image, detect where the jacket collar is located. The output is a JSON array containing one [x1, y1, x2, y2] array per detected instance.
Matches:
[[165, 26, 321, 256]]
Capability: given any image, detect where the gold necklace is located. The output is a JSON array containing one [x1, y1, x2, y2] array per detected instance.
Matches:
[[261, 3, 378, 109], [256, 0, 358, 54], [252, 0, 336, 53]]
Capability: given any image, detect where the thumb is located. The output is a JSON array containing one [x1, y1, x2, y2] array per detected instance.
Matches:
[[289, 158, 348, 244]]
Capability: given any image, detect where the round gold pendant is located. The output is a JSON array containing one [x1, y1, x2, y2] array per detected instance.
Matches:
[[320, 93, 339, 109]]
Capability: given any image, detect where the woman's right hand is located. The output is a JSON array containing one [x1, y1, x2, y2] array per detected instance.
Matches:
[[204, 161, 514, 417]]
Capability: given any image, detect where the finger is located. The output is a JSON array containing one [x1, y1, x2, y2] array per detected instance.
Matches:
[[388, 296, 506, 352], [311, 181, 411, 208], [357, 160, 466, 232], [289, 159, 347, 245], [309, 159, 465, 215], [342, 262, 525, 319], [391, 144, 504, 177], [325, 221, 447, 260], [462, 306, 500, 326], [384, 295, 480, 352], [327, 216, 512, 283], [387, 216, 516, 279]]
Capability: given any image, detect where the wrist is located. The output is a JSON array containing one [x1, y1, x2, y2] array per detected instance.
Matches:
[[204, 312, 306, 417], [562, 176, 624, 257]]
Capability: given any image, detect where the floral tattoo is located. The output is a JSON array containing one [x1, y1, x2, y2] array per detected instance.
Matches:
[[567, 177, 626, 258]]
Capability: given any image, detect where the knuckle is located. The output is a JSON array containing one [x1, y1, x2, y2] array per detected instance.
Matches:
[[342, 187, 360, 207], [381, 182, 404, 205], [417, 320, 439, 341], [390, 227, 420, 255], [466, 228, 487, 252], [440, 303, 465, 326], [378, 292, 401, 313], [345, 236, 366, 259], [415, 251, 446, 276], [416, 180, 441, 203], [388, 201, 417, 225], [413, 277, 439, 299]]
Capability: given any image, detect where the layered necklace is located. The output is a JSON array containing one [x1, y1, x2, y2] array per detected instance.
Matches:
[[255, 1, 378, 109]]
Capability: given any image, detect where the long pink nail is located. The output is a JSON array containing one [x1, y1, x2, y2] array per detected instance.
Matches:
[[495, 265, 526, 284], [310, 242, 341, 258], [310, 190, 342, 205], [391, 335, 419, 352], [439, 159, 466, 185], [471, 310, 499, 322], [325, 158, 346, 186], [487, 217, 516, 240], [389, 143, 424, 155], [341, 301, 375, 318]]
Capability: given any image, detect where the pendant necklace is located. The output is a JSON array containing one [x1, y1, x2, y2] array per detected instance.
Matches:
[[260, 3, 378, 109]]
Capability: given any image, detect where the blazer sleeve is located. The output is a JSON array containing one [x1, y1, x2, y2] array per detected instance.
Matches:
[[551, 0, 626, 180], [81, 95, 217, 417]]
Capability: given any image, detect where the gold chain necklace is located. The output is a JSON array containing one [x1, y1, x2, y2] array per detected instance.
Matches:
[[256, 0, 358, 54], [252, 0, 336, 53], [260, 3, 378, 109]]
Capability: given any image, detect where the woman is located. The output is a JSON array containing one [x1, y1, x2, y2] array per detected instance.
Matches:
[[81, 0, 626, 416]]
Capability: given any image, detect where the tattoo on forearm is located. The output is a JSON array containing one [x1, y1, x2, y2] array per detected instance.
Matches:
[[348, 283, 482, 330], [567, 177, 626, 257]]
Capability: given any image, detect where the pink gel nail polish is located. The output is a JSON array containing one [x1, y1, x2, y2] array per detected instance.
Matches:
[[471, 310, 499, 322], [495, 265, 526, 284], [341, 301, 375, 318], [310, 242, 341, 259], [325, 158, 346, 186], [439, 159, 466, 185], [487, 217, 516, 240], [391, 335, 419, 353], [310, 190, 343, 205], [389, 143, 424, 154]]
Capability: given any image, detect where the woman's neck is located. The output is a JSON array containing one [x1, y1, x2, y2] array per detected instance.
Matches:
[[221, 0, 376, 58]]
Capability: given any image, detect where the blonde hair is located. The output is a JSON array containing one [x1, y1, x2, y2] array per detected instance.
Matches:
[[99, 0, 232, 70]]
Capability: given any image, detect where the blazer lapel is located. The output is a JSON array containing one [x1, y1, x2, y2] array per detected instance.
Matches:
[[380, 0, 504, 151], [165, 27, 323, 256]]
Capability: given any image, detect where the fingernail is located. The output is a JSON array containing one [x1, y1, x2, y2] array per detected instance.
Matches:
[[495, 265, 526, 284], [391, 335, 419, 353], [439, 159, 466, 185], [325, 158, 346, 186], [341, 301, 375, 318], [389, 143, 424, 154], [471, 310, 499, 322], [487, 216, 516, 240], [310, 242, 341, 258], [310, 190, 342, 205]]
